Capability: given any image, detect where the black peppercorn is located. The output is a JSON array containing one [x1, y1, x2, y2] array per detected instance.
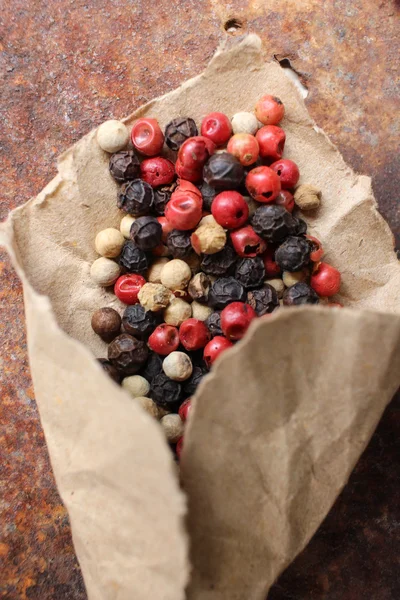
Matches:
[[141, 352, 164, 382], [292, 216, 308, 236], [201, 245, 237, 276], [235, 257, 265, 290], [164, 117, 198, 151], [122, 305, 159, 339], [108, 333, 149, 375], [117, 179, 154, 216], [109, 151, 140, 183], [203, 153, 244, 190], [97, 358, 121, 383], [151, 373, 182, 409], [197, 181, 217, 212], [247, 284, 279, 316], [205, 312, 223, 337], [153, 182, 176, 216], [130, 216, 162, 251], [91, 307, 121, 342], [275, 236, 311, 272], [208, 276, 246, 309], [166, 229, 193, 258], [251, 205, 297, 243], [119, 241, 148, 274], [182, 365, 206, 396], [283, 282, 319, 306]]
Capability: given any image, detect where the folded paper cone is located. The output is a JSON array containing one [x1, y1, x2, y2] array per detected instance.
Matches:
[[1, 34, 400, 600]]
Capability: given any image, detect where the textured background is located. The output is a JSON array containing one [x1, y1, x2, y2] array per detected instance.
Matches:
[[0, 1, 399, 598]]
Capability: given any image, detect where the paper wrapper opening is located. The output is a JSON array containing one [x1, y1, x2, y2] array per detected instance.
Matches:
[[1, 34, 400, 600]]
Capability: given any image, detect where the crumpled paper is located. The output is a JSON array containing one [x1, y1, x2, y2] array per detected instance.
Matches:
[[1, 34, 400, 600]]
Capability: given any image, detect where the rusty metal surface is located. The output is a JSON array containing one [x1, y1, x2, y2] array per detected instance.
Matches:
[[0, 0, 399, 598]]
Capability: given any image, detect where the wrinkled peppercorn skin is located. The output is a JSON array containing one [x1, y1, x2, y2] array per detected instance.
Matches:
[[208, 276, 246, 309], [251, 204, 297, 243], [122, 305, 159, 339], [109, 151, 140, 182], [201, 245, 237, 276], [275, 236, 311, 272], [235, 257, 266, 290], [119, 241, 149, 274], [205, 312, 223, 337], [153, 183, 176, 216], [151, 372, 182, 409], [97, 358, 121, 383], [247, 284, 279, 315], [283, 282, 319, 306], [182, 365, 206, 395], [108, 333, 149, 375], [130, 216, 162, 251], [197, 181, 217, 212], [203, 153, 244, 190], [167, 229, 193, 258], [118, 179, 154, 216], [141, 352, 164, 382], [165, 117, 198, 151]]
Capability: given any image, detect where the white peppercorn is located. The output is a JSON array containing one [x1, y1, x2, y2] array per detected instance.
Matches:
[[267, 278, 285, 298], [160, 259, 192, 291], [191, 223, 227, 255], [162, 351, 193, 382], [294, 184, 321, 211], [120, 215, 136, 239], [95, 228, 125, 258], [199, 214, 219, 227], [160, 413, 184, 443], [164, 297, 192, 326], [134, 396, 160, 419], [188, 272, 210, 303], [97, 120, 130, 153], [191, 300, 213, 321], [90, 257, 121, 286], [282, 270, 308, 287], [122, 375, 150, 398], [138, 283, 171, 312], [147, 258, 170, 284], [231, 111, 259, 135]]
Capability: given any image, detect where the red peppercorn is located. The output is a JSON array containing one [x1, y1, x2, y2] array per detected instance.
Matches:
[[230, 225, 267, 257], [310, 262, 341, 297], [201, 112, 232, 146], [179, 318, 211, 351], [165, 194, 203, 230], [140, 157, 175, 187], [256, 125, 286, 161], [262, 248, 281, 277], [131, 118, 164, 156], [178, 136, 216, 171], [157, 216, 174, 243], [203, 336, 233, 368], [114, 274, 146, 305], [270, 159, 300, 190], [220, 302, 257, 341], [148, 324, 180, 355], [255, 94, 285, 125], [227, 133, 259, 166], [175, 158, 202, 183], [211, 191, 249, 229], [176, 436, 184, 459], [306, 235, 324, 262], [178, 399, 192, 421], [175, 179, 203, 201], [275, 190, 294, 213], [245, 166, 281, 203]]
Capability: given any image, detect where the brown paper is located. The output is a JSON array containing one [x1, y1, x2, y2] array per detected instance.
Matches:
[[1, 34, 400, 599]]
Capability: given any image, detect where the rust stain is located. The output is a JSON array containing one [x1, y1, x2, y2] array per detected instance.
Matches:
[[0, 0, 399, 598]]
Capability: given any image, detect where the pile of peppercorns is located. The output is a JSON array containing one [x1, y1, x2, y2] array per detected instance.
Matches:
[[92, 95, 342, 458]]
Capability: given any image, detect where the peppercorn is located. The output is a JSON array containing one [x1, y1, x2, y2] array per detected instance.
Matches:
[[148, 324, 180, 356], [188, 272, 210, 303], [97, 358, 121, 383], [90, 257, 121, 286], [251, 205, 297, 243], [208, 276, 246, 309], [203, 336, 233, 368], [275, 236, 311, 272], [122, 375, 150, 398], [275, 190, 295, 213], [203, 152, 244, 190], [162, 351, 193, 382], [138, 283, 171, 312], [97, 120, 129, 153], [91, 307, 121, 342], [160, 259, 192, 291], [201, 112, 232, 146], [131, 118, 164, 156], [191, 222, 227, 255], [141, 352, 164, 382], [294, 184, 321, 211], [140, 157, 175, 188], [108, 333, 149, 375], [283, 282, 319, 306], [310, 262, 341, 297], [95, 228, 125, 258], [119, 241, 148, 274], [191, 301, 213, 321], [211, 191, 249, 229], [151, 373, 182, 409], [182, 365, 206, 395], [122, 304, 159, 338], [282, 270, 308, 287], [135, 396, 160, 419], [197, 181, 217, 212], [268, 278, 285, 298], [114, 273, 146, 305], [183, 252, 202, 275], [160, 413, 184, 443], [179, 318, 210, 351], [166, 229, 193, 258], [230, 225, 266, 258], [165, 117, 198, 151], [164, 297, 192, 326], [292, 217, 308, 236], [118, 179, 154, 216], [245, 166, 281, 203], [235, 257, 266, 290], [220, 302, 257, 341], [120, 215, 136, 239], [205, 311, 223, 337], [153, 183, 176, 216], [255, 94, 285, 126], [178, 397, 192, 421], [130, 216, 162, 251], [231, 111, 259, 135], [200, 245, 237, 276], [270, 158, 300, 190], [109, 150, 140, 182], [246, 284, 279, 315]]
